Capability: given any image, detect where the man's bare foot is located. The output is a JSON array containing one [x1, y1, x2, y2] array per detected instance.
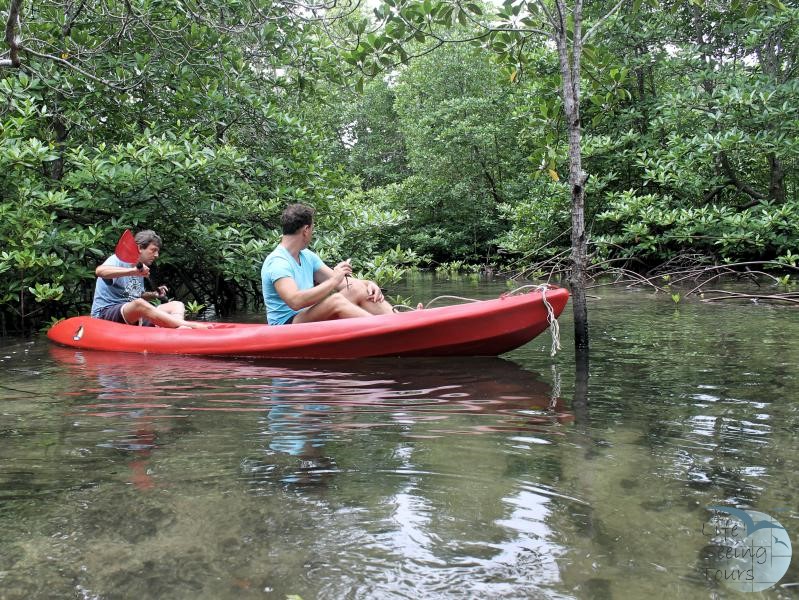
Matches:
[[416, 303, 424, 310]]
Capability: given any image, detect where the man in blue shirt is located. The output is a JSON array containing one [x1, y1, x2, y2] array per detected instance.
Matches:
[[91, 230, 209, 328], [261, 204, 393, 325]]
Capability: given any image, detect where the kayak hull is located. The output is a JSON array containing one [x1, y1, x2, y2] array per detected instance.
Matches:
[[47, 288, 569, 359]]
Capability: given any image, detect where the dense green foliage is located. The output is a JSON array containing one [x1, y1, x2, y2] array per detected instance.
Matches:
[[340, 0, 798, 266], [1, 0, 797, 332], [584, 1, 799, 263], [0, 0, 416, 332], [366, 45, 539, 262]]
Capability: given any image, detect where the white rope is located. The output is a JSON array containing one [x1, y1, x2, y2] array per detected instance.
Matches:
[[424, 295, 482, 308], [394, 295, 482, 312], [506, 284, 562, 357], [539, 285, 561, 357]]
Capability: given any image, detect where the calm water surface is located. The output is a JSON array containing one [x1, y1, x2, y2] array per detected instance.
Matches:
[[1, 276, 798, 599]]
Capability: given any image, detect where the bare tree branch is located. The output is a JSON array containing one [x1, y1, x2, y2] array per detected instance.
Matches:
[[22, 47, 137, 91], [582, 0, 627, 44], [62, 0, 88, 38], [489, 24, 552, 38], [720, 151, 767, 201], [533, 0, 557, 33]]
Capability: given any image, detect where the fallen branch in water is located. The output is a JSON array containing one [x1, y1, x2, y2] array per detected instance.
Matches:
[[632, 261, 799, 305], [514, 251, 799, 305], [700, 290, 799, 304]]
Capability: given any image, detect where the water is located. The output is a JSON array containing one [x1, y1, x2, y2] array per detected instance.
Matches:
[[1, 275, 798, 599]]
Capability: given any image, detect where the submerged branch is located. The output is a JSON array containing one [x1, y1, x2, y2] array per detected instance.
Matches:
[[612, 260, 799, 305], [700, 291, 799, 305], [517, 249, 799, 305]]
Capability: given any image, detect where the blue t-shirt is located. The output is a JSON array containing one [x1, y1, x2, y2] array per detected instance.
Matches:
[[261, 246, 325, 325], [90, 255, 144, 317]]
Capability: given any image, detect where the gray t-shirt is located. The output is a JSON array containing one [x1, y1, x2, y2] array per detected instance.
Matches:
[[90, 255, 144, 317]]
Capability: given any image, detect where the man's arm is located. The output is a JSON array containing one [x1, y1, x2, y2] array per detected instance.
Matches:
[[314, 264, 348, 291], [275, 261, 351, 310], [96, 263, 149, 278], [315, 264, 385, 303]]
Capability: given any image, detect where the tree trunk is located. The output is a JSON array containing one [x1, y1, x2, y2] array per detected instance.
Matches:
[[43, 114, 68, 180], [1, 0, 23, 68], [768, 152, 786, 203], [569, 169, 589, 350], [554, 0, 589, 351]]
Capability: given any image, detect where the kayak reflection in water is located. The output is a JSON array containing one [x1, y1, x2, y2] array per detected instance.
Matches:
[[260, 204, 394, 326]]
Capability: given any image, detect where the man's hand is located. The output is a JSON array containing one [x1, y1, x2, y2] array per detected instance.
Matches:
[[365, 281, 384, 303], [135, 264, 151, 277], [332, 260, 353, 285], [141, 286, 168, 301]]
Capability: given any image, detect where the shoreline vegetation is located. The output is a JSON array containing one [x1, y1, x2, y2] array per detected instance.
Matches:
[[2, 258, 797, 337], [1, 2, 797, 334]]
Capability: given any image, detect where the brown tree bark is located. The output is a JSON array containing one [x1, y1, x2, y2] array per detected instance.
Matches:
[[553, 0, 589, 351], [768, 152, 786, 203], [43, 114, 68, 180], [1, 0, 23, 68]]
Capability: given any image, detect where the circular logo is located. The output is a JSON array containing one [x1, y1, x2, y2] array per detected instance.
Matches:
[[703, 506, 792, 592]]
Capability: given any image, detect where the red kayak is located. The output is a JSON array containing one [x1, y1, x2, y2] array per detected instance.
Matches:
[[47, 287, 569, 358]]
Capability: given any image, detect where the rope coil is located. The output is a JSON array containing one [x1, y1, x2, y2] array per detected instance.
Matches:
[[541, 286, 562, 357], [506, 284, 562, 357]]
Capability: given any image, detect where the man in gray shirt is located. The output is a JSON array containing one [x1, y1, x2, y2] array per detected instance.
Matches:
[[91, 230, 209, 329]]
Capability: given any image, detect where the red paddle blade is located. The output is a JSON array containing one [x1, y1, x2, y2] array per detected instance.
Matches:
[[115, 229, 140, 263]]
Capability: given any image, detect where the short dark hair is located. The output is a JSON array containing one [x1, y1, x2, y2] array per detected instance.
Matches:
[[281, 204, 315, 235], [135, 230, 162, 249]]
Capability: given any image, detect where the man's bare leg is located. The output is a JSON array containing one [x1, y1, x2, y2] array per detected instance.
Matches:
[[340, 279, 393, 315], [292, 292, 372, 324], [157, 300, 186, 320], [121, 299, 211, 329]]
